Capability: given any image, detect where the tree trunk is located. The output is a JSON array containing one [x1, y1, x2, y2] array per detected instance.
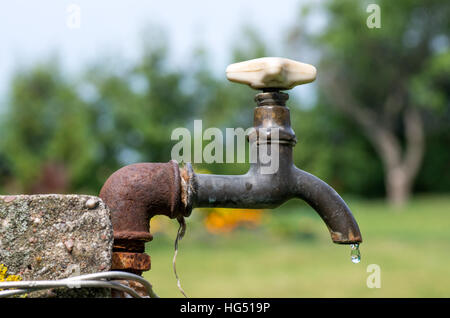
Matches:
[[378, 107, 425, 207], [385, 165, 412, 207], [322, 75, 425, 207]]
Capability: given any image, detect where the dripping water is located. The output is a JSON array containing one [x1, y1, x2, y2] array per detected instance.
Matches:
[[350, 243, 361, 264]]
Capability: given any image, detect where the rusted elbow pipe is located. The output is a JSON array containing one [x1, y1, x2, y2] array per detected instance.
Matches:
[[100, 161, 190, 243], [99, 161, 191, 274]]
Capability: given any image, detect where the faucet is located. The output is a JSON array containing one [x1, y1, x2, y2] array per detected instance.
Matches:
[[99, 57, 362, 276]]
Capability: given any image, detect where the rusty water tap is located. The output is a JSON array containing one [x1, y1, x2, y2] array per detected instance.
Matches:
[[100, 57, 362, 276]]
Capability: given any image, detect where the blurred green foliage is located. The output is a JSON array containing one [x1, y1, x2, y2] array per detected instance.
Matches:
[[0, 1, 448, 200]]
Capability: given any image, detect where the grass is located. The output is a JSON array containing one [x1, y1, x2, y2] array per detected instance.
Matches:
[[143, 195, 450, 298]]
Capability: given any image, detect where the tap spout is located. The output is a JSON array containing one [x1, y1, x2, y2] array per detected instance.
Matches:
[[290, 167, 362, 244]]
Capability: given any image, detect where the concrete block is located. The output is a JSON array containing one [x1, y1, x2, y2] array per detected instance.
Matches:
[[0, 194, 113, 297]]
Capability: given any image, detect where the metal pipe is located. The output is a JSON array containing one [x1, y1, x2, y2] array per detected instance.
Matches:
[[193, 146, 294, 209]]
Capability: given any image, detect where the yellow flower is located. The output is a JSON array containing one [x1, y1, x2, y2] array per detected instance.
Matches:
[[0, 264, 23, 284], [204, 208, 264, 234], [6, 275, 22, 281], [0, 264, 25, 297], [0, 264, 7, 276]]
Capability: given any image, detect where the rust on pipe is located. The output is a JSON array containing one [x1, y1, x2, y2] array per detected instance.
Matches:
[[100, 160, 189, 244], [100, 160, 191, 274], [111, 252, 151, 272]]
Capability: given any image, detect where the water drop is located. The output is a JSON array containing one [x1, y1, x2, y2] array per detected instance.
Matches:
[[350, 243, 361, 264]]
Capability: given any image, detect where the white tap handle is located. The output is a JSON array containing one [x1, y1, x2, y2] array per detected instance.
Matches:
[[226, 57, 317, 90]]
